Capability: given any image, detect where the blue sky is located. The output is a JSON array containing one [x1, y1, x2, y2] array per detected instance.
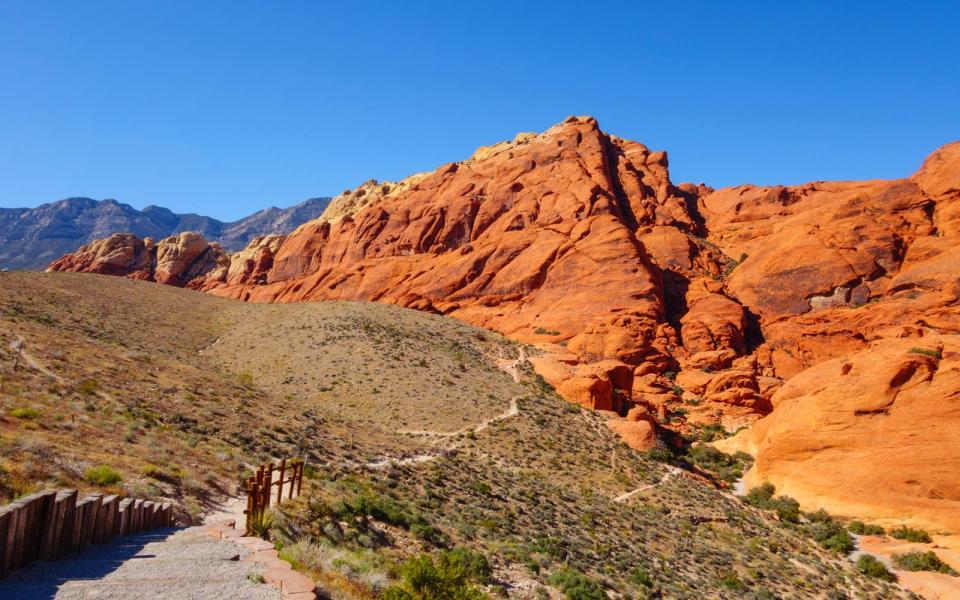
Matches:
[[1, 1, 957, 220]]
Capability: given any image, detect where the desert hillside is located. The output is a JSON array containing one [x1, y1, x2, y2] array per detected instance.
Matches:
[[0, 271, 921, 598], [47, 118, 960, 535]]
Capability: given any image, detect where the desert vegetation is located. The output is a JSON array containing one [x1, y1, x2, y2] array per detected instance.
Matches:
[[0, 273, 920, 598]]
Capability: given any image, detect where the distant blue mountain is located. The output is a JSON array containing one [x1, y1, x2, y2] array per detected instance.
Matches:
[[0, 196, 330, 270]]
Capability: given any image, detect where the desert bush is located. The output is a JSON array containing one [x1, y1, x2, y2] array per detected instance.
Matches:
[[744, 484, 800, 522], [856, 555, 896, 581], [696, 423, 727, 442], [84, 465, 122, 486], [892, 551, 957, 575], [77, 379, 99, 395], [384, 548, 490, 600], [9, 407, 41, 419], [685, 445, 751, 483], [547, 568, 606, 600], [719, 570, 745, 590], [646, 447, 674, 464], [805, 512, 854, 554], [907, 347, 942, 359], [628, 567, 653, 588], [248, 507, 275, 540], [890, 526, 932, 543], [142, 464, 182, 483], [847, 520, 885, 536]]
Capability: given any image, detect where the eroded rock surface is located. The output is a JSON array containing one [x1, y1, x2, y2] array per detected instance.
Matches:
[[48, 122, 960, 529]]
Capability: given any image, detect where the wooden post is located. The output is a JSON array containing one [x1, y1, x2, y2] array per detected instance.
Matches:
[[288, 462, 296, 500], [0, 508, 12, 578], [32, 491, 57, 563], [99, 496, 119, 543], [4, 502, 24, 573], [41, 491, 69, 560], [79, 494, 102, 549], [244, 478, 254, 534], [296, 461, 304, 496], [132, 500, 144, 533], [6, 501, 26, 573], [276, 459, 286, 505], [264, 463, 274, 508], [20, 493, 47, 567], [54, 490, 78, 559], [118, 498, 134, 536]]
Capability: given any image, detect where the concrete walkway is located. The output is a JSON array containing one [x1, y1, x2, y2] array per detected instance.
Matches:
[[0, 526, 280, 600]]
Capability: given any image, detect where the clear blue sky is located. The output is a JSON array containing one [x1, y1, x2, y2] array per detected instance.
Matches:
[[1, 1, 957, 220]]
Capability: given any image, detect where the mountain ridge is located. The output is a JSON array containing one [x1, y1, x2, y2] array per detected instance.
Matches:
[[0, 196, 331, 270]]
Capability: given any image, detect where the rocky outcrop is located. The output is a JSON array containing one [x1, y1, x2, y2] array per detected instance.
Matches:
[[202, 116, 698, 398], [1, 197, 329, 270], [48, 232, 229, 288], [717, 336, 960, 532], [47, 119, 960, 530]]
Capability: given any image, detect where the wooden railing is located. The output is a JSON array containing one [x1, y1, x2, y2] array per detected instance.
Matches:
[[244, 458, 305, 534], [0, 490, 173, 578]]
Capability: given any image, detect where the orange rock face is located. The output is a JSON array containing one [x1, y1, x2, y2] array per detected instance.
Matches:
[[48, 121, 960, 530], [718, 336, 960, 532], [48, 231, 229, 287]]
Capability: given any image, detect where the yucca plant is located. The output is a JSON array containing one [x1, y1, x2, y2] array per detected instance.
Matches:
[[247, 507, 275, 540]]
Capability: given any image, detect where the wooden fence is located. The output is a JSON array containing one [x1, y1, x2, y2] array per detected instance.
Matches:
[[244, 458, 305, 534], [0, 490, 173, 578]]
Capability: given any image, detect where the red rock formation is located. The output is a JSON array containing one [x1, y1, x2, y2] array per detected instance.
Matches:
[[47, 121, 960, 529], [717, 336, 960, 532], [48, 232, 228, 288]]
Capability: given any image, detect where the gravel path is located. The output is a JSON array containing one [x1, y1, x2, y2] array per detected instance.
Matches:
[[0, 526, 280, 599]]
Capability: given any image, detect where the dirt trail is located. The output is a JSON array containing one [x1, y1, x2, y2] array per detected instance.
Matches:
[[614, 467, 680, 503], [391, 347, 525, 440], [8, 336, 65, 383], [496, 345, 527, 383]]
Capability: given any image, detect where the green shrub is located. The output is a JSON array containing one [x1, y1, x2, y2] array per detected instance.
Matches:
[[84, 465, 122, 486], [142, 464, 182, 483], [719, 570, 745, 590], [547, 568, 606, 600], [807, 517, 854, 554], [646, 447, 674, 463], [77, 379, 99, 396], [892, 551, 957, 575], [697, 423, 727, 442], [907, 347, 942, 359], [745, 482, 775, 505], [890, 526, 932, 543], [9, 407, 41, 419], [384, 548, 490, 600], [411, 523, 449, 547], [248, 507, 275, 540], [743, 484, 800, 522], [628, 568, 653, 588], [848, 521, 885, 536], [685, 445, 751, 483], [856, 555, 896, 582]]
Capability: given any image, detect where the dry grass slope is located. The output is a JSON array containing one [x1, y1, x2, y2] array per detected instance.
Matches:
[[0, 272, 917, 599]]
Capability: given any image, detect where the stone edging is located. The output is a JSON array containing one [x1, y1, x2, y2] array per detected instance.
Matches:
[[205, 519, 317, 599]]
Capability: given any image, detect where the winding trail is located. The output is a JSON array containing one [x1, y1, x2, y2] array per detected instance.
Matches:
[[614, 467, 681, 503], [8, 336, 65, 383], [363, 348, 528, 470]]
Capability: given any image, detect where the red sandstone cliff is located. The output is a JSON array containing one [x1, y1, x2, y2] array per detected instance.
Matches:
[[48, 119, 960, 530]]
